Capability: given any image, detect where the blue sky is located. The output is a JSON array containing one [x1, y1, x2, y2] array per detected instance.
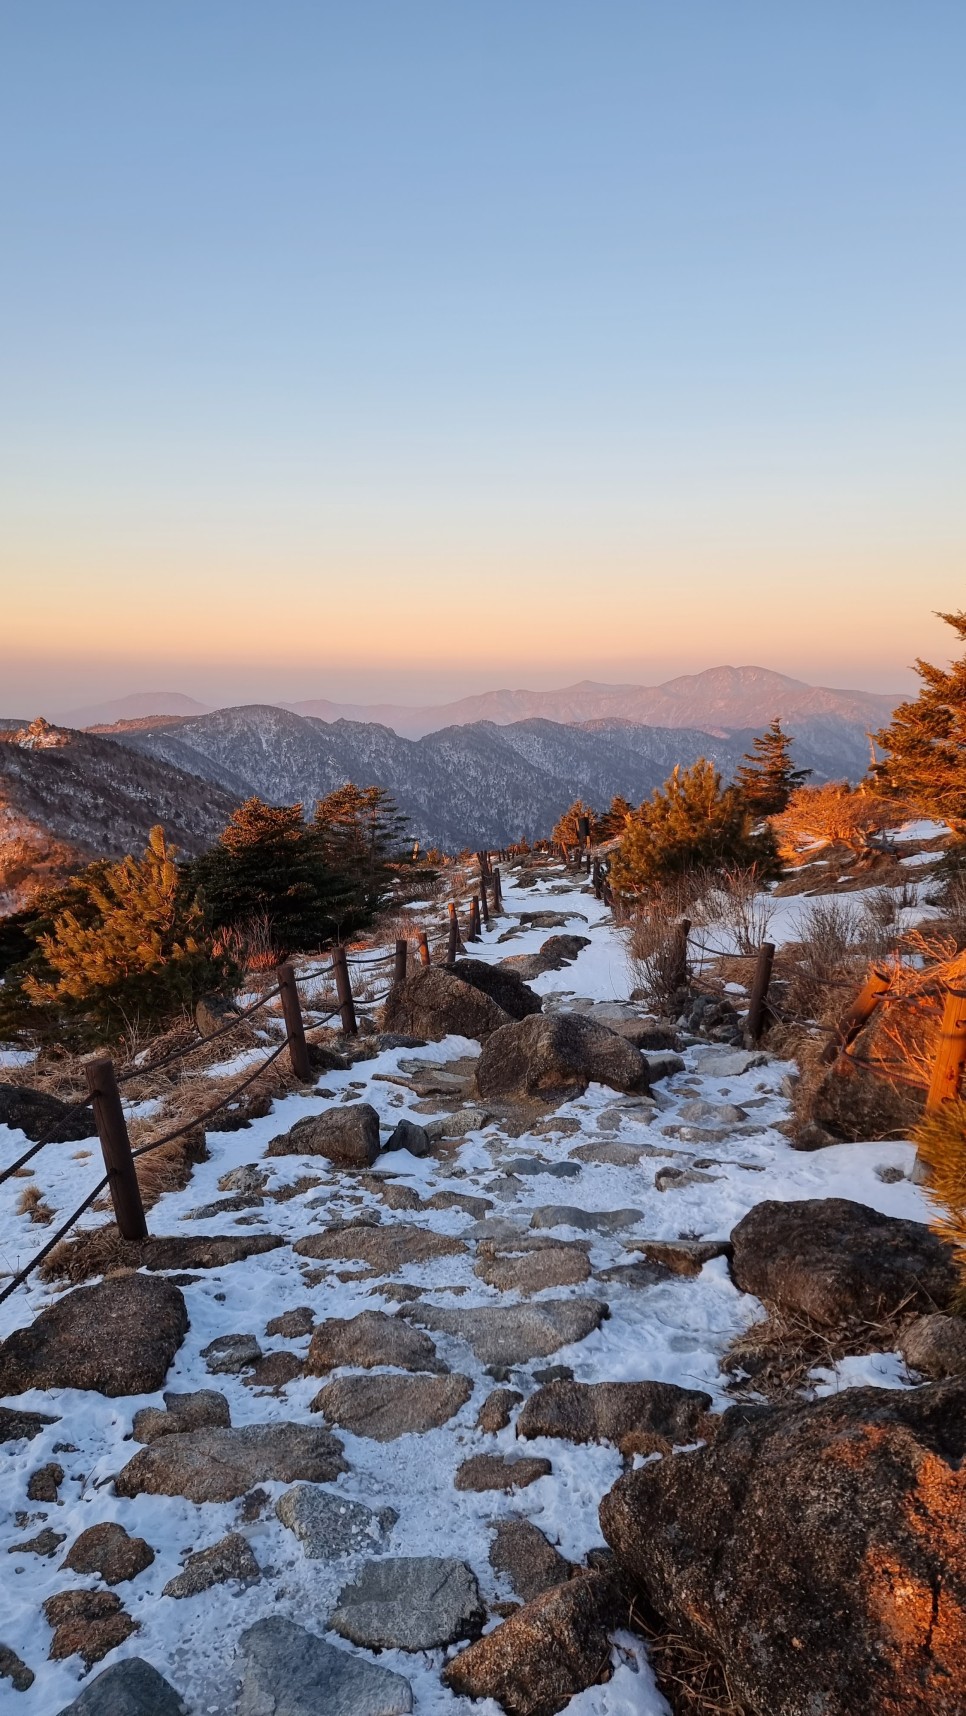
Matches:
[[2, 3, 964, 708]]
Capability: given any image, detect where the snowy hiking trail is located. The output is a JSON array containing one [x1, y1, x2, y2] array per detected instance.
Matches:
[[0, 871, 931, 1715]]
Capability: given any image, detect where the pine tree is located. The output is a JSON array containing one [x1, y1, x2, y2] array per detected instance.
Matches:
[[875, 610, 966, 835], [313, 784, 416, 928], [610, 760, 778, 892], [734, 719, 811, 816], [597, 796, 634, 840], [193, 798, 348, 953], [552, 800, 600, 849], [23, 827, 227, 1036]]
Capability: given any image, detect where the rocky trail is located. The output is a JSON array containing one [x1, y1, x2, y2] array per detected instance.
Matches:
[[1, 869, 963, 1716]]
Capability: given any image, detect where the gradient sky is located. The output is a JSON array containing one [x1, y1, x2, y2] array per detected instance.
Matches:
[[2, 2, 964, 711]]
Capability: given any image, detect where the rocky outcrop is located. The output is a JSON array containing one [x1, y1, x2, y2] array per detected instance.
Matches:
[[382, 968, 511, 1042], [267, 1103, 381, 1167], [0, 1275, 187, 1398], [451, 957, 543, 1019], [443, 1571, 617, 1716], [162, 1532, 260, 1598], [294, 1221, 466, 1271], [516, 1379, 713, 1454], [489, 1520, 572, 1602], [900, 1312, 966, 1379], [600, 1379, 966, 1716], [132, 1388, 230, 1444], [55, 1658, 188, 1715], [500, 935, 591, 979], [0, 1084, 93, 1142], [475, 1012, 650, 1104], [730, 1197, 958, 1324], [276, 1484, 397, 1559]]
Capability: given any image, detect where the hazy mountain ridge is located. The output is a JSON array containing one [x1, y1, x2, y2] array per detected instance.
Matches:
[[103, 703, 860, 851], [0, 726, 240, 912]]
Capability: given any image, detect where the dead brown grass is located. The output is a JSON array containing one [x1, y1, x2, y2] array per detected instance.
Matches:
[[624, 1597, 748, 1716], [39, 1228, 139, 1283], [722, 1301, 913, 1403], [16, 1182, 55, 1224]]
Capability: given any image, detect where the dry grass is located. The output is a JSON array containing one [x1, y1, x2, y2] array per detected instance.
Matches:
[[723, 1301, 913, 1403], [625, 1597, 748, 1716], [16, 1182, 55, 1224], [39, 1228, 143, 1284]]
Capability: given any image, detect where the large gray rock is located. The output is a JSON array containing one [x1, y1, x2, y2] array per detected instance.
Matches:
[[313, 1373, 472, 1440], [56, 1657, 187, 1716], [516, 1379, 713, 1453], [382, 967, 511, 1042], [331, 1557, 485, 1650], [0, 1082, 93, 1143], [475, 1247, 591, 1292], [382, 1119, 430, 1156], [0, 1275, 187, 1398], [276, 1483, 397, 1558], [307, 1310, 444, 1375], [267, 1103, 381, 1167], [115, 1422, 346, 1502], [600, 1379, 966, 1716], [730, 1198, 958, 1325], [451, 958, 543, 1019], [443, 1572, 617, 1716], [237, 1617, 412, 1716], [202, 1333, 262, 1374], [500, 935, 591, 979], [409, 1298, 608, 1366], [476, 1012, 650, 1104]]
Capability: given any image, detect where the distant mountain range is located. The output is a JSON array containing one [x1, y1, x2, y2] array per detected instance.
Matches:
[[53, 665, 898, 745], [0, 721, 238, 912]]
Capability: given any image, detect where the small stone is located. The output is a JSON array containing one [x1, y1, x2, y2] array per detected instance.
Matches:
[[294, 1222, 466, 1272], [43, 1589, 136, 1667], [383, 1119, 430, 1156], [489, 1520, 572, 1602], [276, 1483, 397, 1558], [236, 1616, 412, 1716], [0, 1406, 58, 1444], [627, 1237, 732, 1276], [477, 1388, 523, 1432], [163, 1531, 260, 1598], [243, 1350, 304, 1391], [27, 1461, 63, 1502], [307, 1311, 444, 1376], [331, 1556, 486, 1651], [201, 1333, 262, 1374], [516, 1378, 713, 1454], [132, 1389, 231, 1444], [8, 1528, 65, 1558], [426, 1190, 493, 1217], [455, 1454, 552, 1492], [62, 1522, 155, 1585], [218, 1164, 268, 1194], [54, 1657, 186, 1715], [267, 1103, 382, 1167], [313, 1373, 472, 1441], [655, 1165, 722, 1191], [0, 1643, 33, 1693], [531, 1364, 574, 1384]]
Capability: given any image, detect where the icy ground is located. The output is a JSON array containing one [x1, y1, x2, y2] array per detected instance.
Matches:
[[0, 869, 931, 1715]]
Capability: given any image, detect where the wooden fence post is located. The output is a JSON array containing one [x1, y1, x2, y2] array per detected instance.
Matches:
[[84, 1056, 148, 1241], [479, 880, 489, 925], [671, 918, 691, 990], [467, 896, 480, 941], [492, 869, 503, 912], [277, 961, 312, 1081], [393, 938, 408, 986], [821, 965, 892, 1065], [417, 929, 431, 967], [926, 985, 966, 1110], [331, 946, 358, 1035], [744, 942, 775, 1045], [446, 903, 460, 965]]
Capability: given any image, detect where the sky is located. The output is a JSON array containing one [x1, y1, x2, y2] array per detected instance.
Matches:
[[1, 2, 964, 714]]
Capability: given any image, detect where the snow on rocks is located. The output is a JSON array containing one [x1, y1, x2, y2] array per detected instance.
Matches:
[[0, 865, 951, 1714], [330, 1556, 486, 1651]]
